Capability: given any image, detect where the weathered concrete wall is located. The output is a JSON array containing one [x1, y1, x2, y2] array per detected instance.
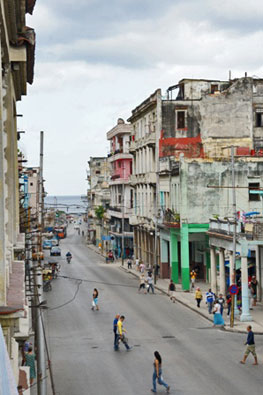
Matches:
[[183, 80, 229, 100], [176, 157, 263, 224], [200, 78, 253, 140], [162, 101, 201, 139]]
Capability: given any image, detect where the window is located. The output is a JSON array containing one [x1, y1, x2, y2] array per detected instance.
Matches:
[[118, 161, 122, 168], [95, 170, 100, 174], [30, 182, 33, 186], [249, 182, 260, 201], [177, 111, 185, 129], [211, 84, 219, 94], [130, 189, 134, 208], [256, 112, 263, 127]]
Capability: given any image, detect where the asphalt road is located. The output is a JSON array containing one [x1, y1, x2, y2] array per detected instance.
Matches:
[[44, 226, 263, 395]]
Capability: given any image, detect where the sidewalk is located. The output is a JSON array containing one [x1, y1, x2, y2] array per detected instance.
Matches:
[[87, 244, 263, 334]]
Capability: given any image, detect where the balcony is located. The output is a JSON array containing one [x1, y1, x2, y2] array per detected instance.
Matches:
[[128, 173, 156, 185], [129, 140, 136, 153], [108, 206, 133, 219], [162, 209, 180, 228], [129, 131, 156, 152], [108, 152, 132, 162]]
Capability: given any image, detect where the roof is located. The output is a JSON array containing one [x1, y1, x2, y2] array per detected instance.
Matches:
[[17, 27, 36, 85], [26, 0, 37, 15], [179, 78, 229, 84]]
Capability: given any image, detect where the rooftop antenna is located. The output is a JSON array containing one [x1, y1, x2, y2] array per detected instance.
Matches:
[[229, 70, 232, 81]]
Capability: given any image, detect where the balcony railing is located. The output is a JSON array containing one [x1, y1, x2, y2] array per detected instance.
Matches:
[[162, 209, 180, 228], [109, 206, 122, 213]]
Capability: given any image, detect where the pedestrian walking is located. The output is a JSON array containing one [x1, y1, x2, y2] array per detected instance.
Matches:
[[226, 293, 231, 316], [113, 314, 120, 350], [206, 288, 215, 314], [127, 258, 132, 269], [138, 274, 147, 294], [251, 276, 258, 306], [248, 283, 254, 310], [195, 287, 202, 308], [147, 273, 154, 294], [190, 270, 196, 291], [24, 346, 36, 385], [140, 261, 145, 273], [213, 300, 225, 326], [117, 316, 132, 351], [217, 293, 225, 315], [135, 258, 140, 271], [91, 288, 99, 310], [151, 351, 170, 393], [168, 280, 176, 302], [240, 325, 258, 365]]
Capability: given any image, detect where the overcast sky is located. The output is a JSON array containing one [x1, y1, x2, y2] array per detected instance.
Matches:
[[18, 0, 263, 195]]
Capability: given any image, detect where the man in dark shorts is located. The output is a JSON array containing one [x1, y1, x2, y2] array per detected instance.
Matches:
[[240, 325, 258, 365]]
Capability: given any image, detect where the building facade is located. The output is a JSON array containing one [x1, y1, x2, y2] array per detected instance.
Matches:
[[128, 89, 162, 268], [107, 118, 133, 258], [87, 157, 111, 247], [158, 76, 263, 290], [0, 0, 37, 391]]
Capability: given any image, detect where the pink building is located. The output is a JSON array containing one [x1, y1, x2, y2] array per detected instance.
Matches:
[[107, 119, 134, 258]]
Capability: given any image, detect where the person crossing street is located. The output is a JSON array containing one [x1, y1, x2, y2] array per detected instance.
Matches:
[[117, 316, 132, 351], [113, 314, 120, 350], [240, 325, 258, 365]]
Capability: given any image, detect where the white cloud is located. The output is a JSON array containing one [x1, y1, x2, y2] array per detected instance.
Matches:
[[19, 0, 263, 194]]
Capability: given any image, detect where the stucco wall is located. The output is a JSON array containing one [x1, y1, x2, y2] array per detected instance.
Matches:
[[200, 78, 253, 140], [177, 158, 263, 224]]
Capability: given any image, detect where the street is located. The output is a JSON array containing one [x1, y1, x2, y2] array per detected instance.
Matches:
[[44, 226, 263, 395]]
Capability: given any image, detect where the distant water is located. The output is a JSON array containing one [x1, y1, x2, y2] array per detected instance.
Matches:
[[45, 195, 87, 214]]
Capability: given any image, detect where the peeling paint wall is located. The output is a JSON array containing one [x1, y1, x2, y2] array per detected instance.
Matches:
[[175, 157, 263, 224], [200, 78, 253, 140], [160, 77, 263, 159]]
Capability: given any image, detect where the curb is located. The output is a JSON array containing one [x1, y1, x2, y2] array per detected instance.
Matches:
[[119, 266, 263, 335]]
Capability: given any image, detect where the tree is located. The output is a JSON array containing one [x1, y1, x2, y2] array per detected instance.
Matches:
[[95, 205, 105, 220]]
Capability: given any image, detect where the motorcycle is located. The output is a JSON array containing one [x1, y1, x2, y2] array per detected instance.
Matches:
[[66, 255, 72, 264], [43, 280, 52, 292]]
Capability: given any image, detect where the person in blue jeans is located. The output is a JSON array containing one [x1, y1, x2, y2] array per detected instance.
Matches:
[[113, 314, 120, 350], [206, 289, 215, 314], [151, 351, 170, 393]]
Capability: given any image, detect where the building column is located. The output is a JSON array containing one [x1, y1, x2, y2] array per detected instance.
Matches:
[[229, 251, 234, 285], [255, 246, 261, 302], [210, 247, 217, 294], [170, 230, 179, 283], [219, 248, 226, 296], [240, 253, 252, 322], [0, 54, 7, 305], [180, 223, 190, 291]]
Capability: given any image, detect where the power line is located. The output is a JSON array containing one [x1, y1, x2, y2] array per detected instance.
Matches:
[[48, 280, 82, 311]]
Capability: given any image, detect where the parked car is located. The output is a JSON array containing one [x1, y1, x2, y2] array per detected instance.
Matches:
[[50, 246, 61, 256], [51, 238, 59, 247], [43, 240, 52, 249]]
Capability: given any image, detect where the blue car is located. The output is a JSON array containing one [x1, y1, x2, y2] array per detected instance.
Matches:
[[43, 240, 52, 249]]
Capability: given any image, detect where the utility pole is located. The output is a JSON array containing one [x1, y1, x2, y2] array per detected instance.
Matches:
[[39, 131, 44, 251], [35, 267, 46, 395], [36, 130, 46, 394], [121, 182, 125, 266], [230, 145, 239, 327]]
